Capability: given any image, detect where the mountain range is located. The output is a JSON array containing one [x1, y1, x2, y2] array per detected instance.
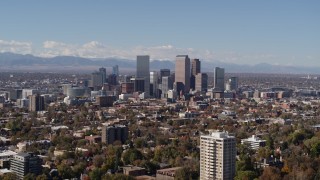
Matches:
[[0, 52, 318, 74]]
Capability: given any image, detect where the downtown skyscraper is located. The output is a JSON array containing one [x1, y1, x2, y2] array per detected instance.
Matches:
[[29, 94, 45, 112], [191, 59, 201, 75], [196, 73, 208, 92], [226, 77, 238, 91], [136, 55, 150, 98], [191, 58, 201, 90], [175, 55, 190, 95], [112, 65, 119, 76], [99, 67, 107, 84], [150, 71, 159, 98], [214, 67, 225, 91]]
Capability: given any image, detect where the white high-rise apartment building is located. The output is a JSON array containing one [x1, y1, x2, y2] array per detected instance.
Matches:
[[200, 131, 236, 180], [136, 55, 150, 98]]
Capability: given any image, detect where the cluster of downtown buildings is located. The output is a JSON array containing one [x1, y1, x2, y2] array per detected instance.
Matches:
[[83, 55, 238, 102], [130, 55, 237, 100]]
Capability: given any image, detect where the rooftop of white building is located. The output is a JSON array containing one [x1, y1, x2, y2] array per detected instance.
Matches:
[[242, 135, 266, 142], [202, 130, 235, 139]]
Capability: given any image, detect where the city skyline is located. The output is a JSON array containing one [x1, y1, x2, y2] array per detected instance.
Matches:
[[0, 1, 319, 67], [1, 58, 320, 179]]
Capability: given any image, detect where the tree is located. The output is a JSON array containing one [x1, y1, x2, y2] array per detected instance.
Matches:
[[161, 146, 182, 162], [153, 147, 162, 162], [57, 163, 74, 179], [2, 173, 18, 180], [93, 155, 105, 168], [73, 162, 87, 178], [236, 155, 254, 172], [304, 137, 320, 157], [265, 135, 274, 149], [134, 138, 145, 148], [237, 144, 255, 171], [156, 137, 168, 146], [36, 174, 48, 180], [257, 147, 272, 160], [52, 134, 74, 151], [259, 167, 282, 180], [310, 142, 320, 157], [289, 129, 314, 145], [122, 148, 144, 165], [5, 119, 22, 133], [23, 173, 37, 180], [235, 171, 258, 180], [102, 174, 134, 180], [142, 161, 160, 175], [238, 144, 255, 160], [103, 145, 122, 171], [174, 167, 192, 180], [89, 168, 103, 180]]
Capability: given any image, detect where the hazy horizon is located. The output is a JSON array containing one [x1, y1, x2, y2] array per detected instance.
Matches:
[[0, 0, 319, 67]]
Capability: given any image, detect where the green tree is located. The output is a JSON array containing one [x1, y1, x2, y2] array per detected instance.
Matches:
[[290, 132, 305, 145], [52, 135, 74, 151], [153, 147, 162, 162], [5, 119, 22, 132], [265, 136, 274, 149], [310, 142, 320, 157], [174, 167, 192, 180], [235, 171, 258, 180], [93, 155, 105, 168], [23, 173, 36, 180], [257, 147, 272, 160], [102, 174, 134, 180], [237, 144, 255, 171], [259, 167, 282, 180], [289, 129, 314, 145], [72, 161, 87, 178], [103, 145, 122, 171], [134, 138, 145, 148], [236, 155, 254, 172], [36, 174, 48, 180], [89, 168, 103, 180], [304, 136, 320, 157], [2, 173, 18, 180], [57, 163, 74, 179], [122, 148, 144, 165], [142, 161, 160, 174]]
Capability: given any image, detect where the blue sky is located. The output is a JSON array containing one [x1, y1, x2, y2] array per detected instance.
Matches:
[[0, 0, 319, 66]]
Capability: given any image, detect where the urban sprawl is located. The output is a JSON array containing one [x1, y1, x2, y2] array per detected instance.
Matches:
[[0, 55, 320, 180]]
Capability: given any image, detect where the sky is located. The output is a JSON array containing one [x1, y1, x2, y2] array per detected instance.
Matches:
[[0, 0, 319, 66]]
